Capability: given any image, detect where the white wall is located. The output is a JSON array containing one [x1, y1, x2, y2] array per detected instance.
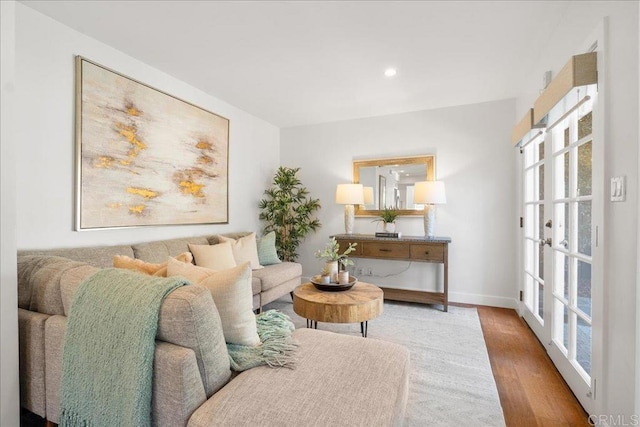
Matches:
[[281, 98, 517, 308], [14, 4, 280, 250], [514, 2, 639, 419], [1, 1, 20, 424]]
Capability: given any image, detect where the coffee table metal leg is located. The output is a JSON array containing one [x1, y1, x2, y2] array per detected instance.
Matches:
[[361, 321, 368, 338], [306, 319, 318, 329]]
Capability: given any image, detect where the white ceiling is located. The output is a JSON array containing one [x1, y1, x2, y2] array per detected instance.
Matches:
[[21, 1, 572, 128]]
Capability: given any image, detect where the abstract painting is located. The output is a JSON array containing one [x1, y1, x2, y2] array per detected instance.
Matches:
[[75, 56, 229, 229]]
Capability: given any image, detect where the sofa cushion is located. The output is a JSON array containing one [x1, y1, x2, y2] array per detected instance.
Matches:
[[189, 243, 236, 271], [251, 262, 302, 292], [60, 265, 101, 316], [18, 255, 88, 315], [167, 259, 260, 347], [113, 252, 193, 277], [19, 245, 135, 268], [206, 232, 251, 245], [156, 284, 232, 397], [256, 231, 281, 266], [132, 236, 209, 263], [187, 328, 410, 427], [217, 233, 263, 270]]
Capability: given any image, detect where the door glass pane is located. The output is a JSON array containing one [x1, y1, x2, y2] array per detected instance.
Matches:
[[553, 298, 568, 352], [576, 316, 592, 375], [538, 164, 545, 200], [525, 204, 534, 238], [578, 201, 592, 256], [578, 111, 592, 140], [524, 274, 533, 310], [554, 203, 569, 249], [577, 141, 592, 197], [538, 139, 545, 161], [564, 127, 570, 148], [538, 245, 544, 280], [526, 239, 534, 273], [538, 282, 544, 319], [555, 252, 569, 300], [578, 260, 592, 317], [564, 152, 570, 198], [525, 169, 533, 202], [537, 205, 544, 240]]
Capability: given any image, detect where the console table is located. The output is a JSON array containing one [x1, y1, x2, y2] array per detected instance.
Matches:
[[332, 234, 451, 312]]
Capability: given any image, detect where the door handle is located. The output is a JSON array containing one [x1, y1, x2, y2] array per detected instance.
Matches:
[[560, 239, 568, 249], [539, 238, 552, 247]]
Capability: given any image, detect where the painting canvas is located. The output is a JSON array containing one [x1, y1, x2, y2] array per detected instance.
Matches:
[[75, 57, 229, 229]]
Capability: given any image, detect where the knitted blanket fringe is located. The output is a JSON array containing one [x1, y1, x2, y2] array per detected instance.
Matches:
[[227, 310, 298, 371], [59, 269, 188, 427]]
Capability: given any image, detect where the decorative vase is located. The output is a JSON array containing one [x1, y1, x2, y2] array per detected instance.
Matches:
[[319, 274, 331, 284], [338, 270, 349, 285], [325, 261, 339, 283], [384, 222, 396, 233]]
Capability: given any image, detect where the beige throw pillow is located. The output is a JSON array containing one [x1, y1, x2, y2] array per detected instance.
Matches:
[[167, 258, 260, 347], [217, 233, 263, 270], [113, 252, 193, 277], [189, 242, 237, 270]]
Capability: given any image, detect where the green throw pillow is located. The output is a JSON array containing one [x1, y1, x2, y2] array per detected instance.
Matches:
[[256, 231, 281, 265]]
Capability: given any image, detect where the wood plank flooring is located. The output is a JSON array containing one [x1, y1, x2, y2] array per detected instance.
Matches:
[[476, 305, 590, 427]]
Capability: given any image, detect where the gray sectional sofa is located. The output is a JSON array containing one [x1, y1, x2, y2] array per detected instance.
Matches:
[[17, 233, 410, 426]]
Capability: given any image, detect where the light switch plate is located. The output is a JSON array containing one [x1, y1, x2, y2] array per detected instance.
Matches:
[[610, 176, 626, 202]]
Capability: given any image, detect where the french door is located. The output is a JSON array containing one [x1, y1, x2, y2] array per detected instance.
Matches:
[[522, 83, 601, 413]]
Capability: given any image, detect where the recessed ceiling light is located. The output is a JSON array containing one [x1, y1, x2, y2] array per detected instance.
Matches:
[[384, 68, 397, 78]]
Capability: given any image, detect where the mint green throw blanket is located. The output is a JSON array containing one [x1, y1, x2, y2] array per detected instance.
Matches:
[[59, 269, 188, 427], [227, 310, 297, 372]]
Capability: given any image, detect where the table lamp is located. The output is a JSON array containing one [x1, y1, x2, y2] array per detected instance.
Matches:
[[413, 181, 446, 237], [336, 183, 364, 234]]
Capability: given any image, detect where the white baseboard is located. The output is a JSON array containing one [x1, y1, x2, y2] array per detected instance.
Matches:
[[300, 276, 518, 310], [448, 292, 518, 309]]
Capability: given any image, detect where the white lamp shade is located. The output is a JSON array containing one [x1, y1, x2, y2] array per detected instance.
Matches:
[[363, 186, 374, 205], [414, 181, 447, 204], [336, 183, 364, 205]]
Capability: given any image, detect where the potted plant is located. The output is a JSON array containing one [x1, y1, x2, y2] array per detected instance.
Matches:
[[259, 167, 321, 262], [373, 206, 399, 233], [315, 237, 357, 283]]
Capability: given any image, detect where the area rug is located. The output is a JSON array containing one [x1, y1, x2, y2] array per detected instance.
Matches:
[[264, 297, 506, 427]]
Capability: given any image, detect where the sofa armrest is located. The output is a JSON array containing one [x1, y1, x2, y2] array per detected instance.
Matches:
[[152, 342, 207, 427], [18, 308, 49, 417], [44, 315, 209, 426]]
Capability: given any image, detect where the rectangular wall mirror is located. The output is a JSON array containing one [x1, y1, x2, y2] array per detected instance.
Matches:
[[353, 155, 435, 217]]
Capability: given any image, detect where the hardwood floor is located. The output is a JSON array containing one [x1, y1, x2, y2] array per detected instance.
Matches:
[[476, 305, 590, 427]]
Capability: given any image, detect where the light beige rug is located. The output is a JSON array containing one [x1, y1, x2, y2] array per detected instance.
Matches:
[[264, 297, 506, 426]]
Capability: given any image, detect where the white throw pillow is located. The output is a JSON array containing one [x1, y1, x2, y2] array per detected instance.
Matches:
[[189, 242, 237, 271], [217, 233, 263, 270], [167, 258, 260, 347]]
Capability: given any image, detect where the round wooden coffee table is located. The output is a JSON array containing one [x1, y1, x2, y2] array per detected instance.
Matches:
[[292, 282, 384, 337]]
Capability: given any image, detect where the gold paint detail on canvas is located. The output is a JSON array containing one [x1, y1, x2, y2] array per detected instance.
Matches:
[[129, 205, 147, 215], [127, 187, 159, 199]]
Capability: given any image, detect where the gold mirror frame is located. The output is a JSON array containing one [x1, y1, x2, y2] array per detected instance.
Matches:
[[353, 155, 435, 217]]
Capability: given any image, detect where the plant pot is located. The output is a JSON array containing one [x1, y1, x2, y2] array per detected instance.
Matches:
[[384, 222, 396, 233], [325, 261, 339, 283]]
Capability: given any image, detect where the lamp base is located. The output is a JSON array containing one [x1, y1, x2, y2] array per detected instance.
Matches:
[[344, 204, 355, 234], [424, 205, 436, 237]]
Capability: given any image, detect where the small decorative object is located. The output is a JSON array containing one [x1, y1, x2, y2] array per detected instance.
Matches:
[[319, 274, 331, 284], [315, 237, 357, 282], [413, 181, 447, 237], [372, 206, 399, 234], [338, 270, 350, 285], [259, 167, 321, 261], [335, 183, 364, 234], [310, 275, 357, 292], [322, 260, 339, 283]]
